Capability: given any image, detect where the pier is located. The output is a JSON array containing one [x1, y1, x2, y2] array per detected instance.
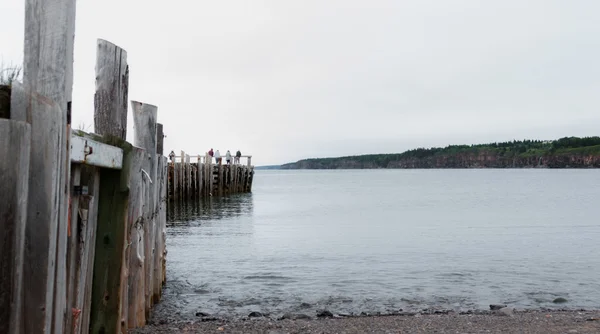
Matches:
[[168, 153, 254, 200], [2, 1, 256, 333]]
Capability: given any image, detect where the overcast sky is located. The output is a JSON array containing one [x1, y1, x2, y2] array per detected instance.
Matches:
[[1, 1, 599, 165]]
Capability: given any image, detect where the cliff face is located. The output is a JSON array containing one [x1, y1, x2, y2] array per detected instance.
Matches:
[[385, 152, 600, 168], [282, 151, 600, 169]]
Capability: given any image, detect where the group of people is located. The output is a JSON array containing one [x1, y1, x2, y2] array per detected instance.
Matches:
[[208, 148, 242, 165], [167, 149, 243, 165]]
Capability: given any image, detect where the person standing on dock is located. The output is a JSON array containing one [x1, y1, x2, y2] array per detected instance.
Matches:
[[214, 149, 221, 164], [235, 150, 241, 164], [209, 148, 214, 158], [226, 150, 232, 165], [169, 150, 175, 163]]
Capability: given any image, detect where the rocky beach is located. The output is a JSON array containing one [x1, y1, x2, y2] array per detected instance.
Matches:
[[132, 308, 600, 333]]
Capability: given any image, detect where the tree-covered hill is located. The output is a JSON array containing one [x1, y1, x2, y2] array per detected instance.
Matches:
[[280, 137, 600, 169]]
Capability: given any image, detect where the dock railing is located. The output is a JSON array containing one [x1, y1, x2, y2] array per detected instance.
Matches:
[[172, 154, 253, 167]]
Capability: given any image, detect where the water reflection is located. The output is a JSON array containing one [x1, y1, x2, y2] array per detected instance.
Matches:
[[167, 194, 254, 226]]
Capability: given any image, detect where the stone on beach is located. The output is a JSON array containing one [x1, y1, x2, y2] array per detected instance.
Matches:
[[490, 304, 508, 310], [497, 307, 514, 317]]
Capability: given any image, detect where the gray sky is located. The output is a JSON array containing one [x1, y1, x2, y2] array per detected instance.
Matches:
[[1, 1, 599, 165]]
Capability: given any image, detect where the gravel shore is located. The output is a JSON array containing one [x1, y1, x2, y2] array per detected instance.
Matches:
[[131, 310, 600, 333]]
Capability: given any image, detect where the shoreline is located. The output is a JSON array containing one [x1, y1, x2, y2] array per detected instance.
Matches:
[[131, 308, 600, 333]]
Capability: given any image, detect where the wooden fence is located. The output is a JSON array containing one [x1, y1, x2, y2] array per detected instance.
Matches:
[[0, 2, 167, 332], [169, 153, 255, 200]]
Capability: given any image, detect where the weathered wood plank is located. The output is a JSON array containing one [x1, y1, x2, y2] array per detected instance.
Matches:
[[22, 92, 64, 334], [186, 154, 191, 199], [207, 153, 213, 196], [131, 101, 158, 318], [9, 82, 26, 122], [153, 157, 167, 302], [0, 120, 31, 334], [124, 147, 145, 330], [89, 39, 130, 333], [74, 166, 100, 334], [89, 141, 133, 334], [180, 151, 184, 200], [70, 134, 124, 169], [94, 39, 129, 140], [137, 168, 150, 324], [65, 165, 81, 333], [197, 155, 201, 199], [218, 164, 224, 196], [59, 6, 76, 331], [156, 123, 164, 155], [160, 157, 168, 284], [173, 161, 178, 201], [23, 0, 75, 332]]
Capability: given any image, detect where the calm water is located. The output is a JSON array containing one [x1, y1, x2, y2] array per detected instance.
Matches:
[[159, 170, 600, 319]]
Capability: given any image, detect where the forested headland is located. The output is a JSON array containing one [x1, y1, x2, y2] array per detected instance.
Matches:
[[280, 137, 600, 169]]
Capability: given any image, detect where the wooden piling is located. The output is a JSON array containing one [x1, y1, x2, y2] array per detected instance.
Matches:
[[179, 151, 184, 200], [0, 120, 31, 334], [22, 0, 76, 331], [173, 159, 178, 201], [89, 43, 131, 333], [155, 157, 168, 300], [186, 154, 191, 199], [94, 39, 129, 140], [21, 92, 65, 334], [89, 141, 133, 334], [126, 147, 147, 328], [197, 155, 201, 199], [131, 101, 158, 318], [65, 165, 81, 333], [156, 123, 164, 155], [74, 166, 100, 334]]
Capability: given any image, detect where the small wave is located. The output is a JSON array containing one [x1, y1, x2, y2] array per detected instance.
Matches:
[[244, 274, 294, 281]]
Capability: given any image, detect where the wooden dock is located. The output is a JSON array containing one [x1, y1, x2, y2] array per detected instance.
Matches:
[[0, 2, 171, 332], [168, 153, 254, 200]]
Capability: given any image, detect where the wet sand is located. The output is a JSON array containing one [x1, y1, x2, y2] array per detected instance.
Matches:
[[131, 309, 600, 333]]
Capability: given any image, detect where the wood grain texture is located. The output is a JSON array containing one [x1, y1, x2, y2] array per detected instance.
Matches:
[[65, 165, 81, 333], [74, 167, 100, 334], [0, 120, 31, 334], [22, 92, 64, 334], [9, 82, 26, 122], [126, 147, 146, 328], [89, 141, 133, 334], [154, 157, 168, 301], [156, 123, 164, 155], [131, 101, 158, 319], [23, 0, 75, 332], [94, 40, 129, 140]]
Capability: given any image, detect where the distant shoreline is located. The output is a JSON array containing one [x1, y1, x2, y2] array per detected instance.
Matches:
[[275, 137, 600, 170]]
